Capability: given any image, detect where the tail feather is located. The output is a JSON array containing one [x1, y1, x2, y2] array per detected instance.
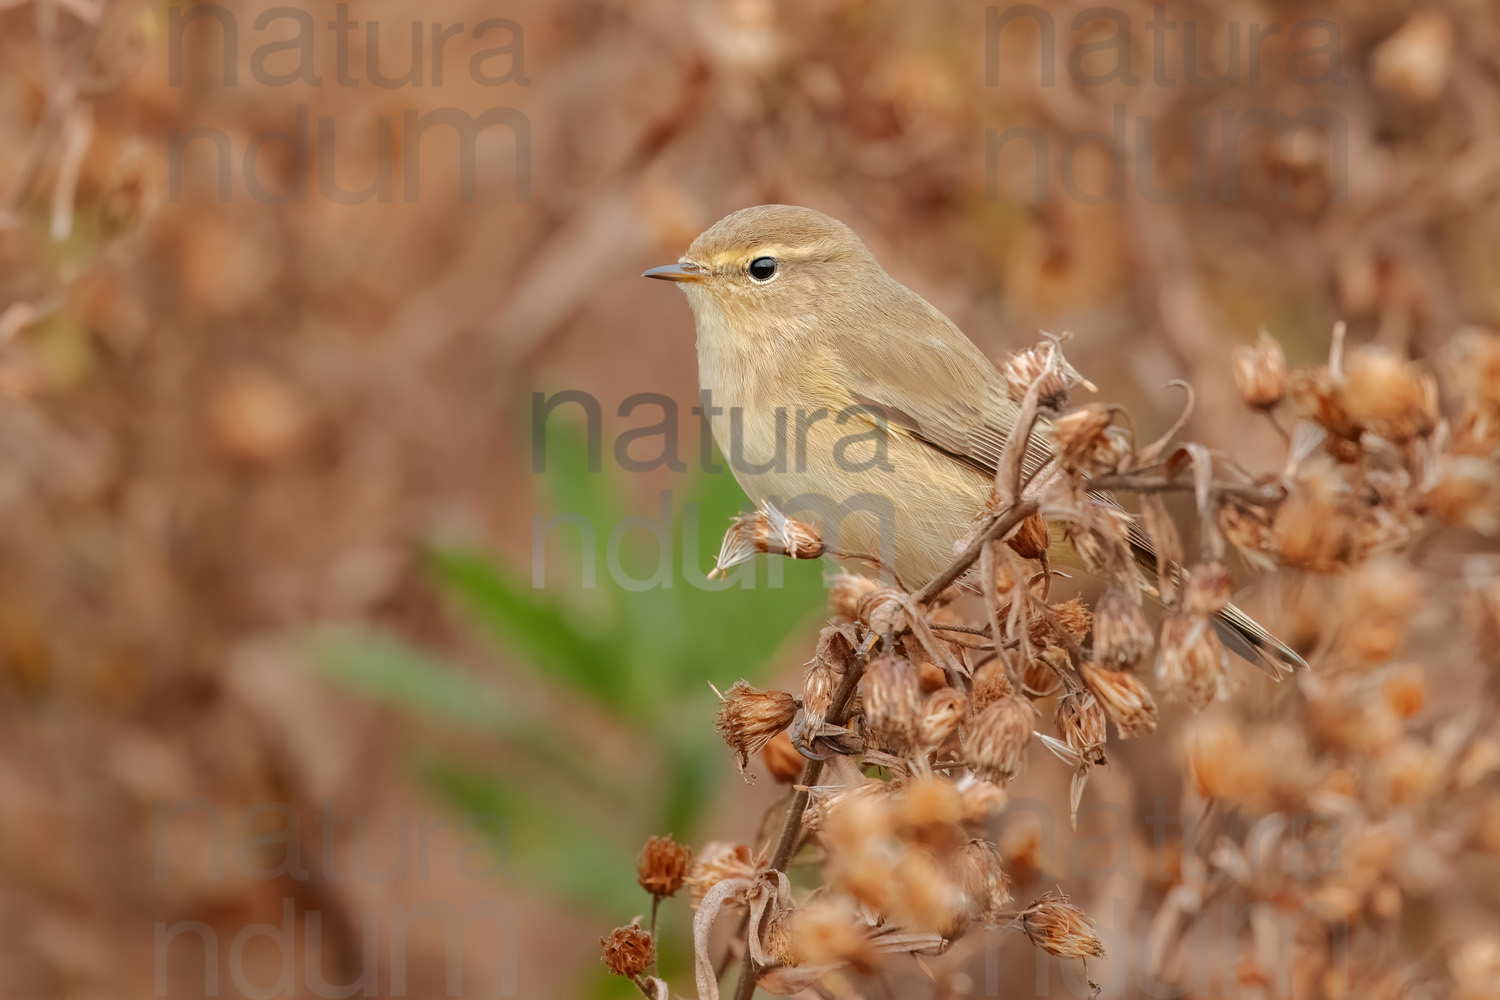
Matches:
[[1214, 600, 1307, 679], [1123, 517, 1308, 679]]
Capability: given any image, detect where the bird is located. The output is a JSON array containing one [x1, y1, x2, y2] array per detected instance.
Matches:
[[643, 204, 1305, 676]]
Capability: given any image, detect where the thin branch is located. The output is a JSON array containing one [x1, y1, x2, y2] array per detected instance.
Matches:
[[730, 644, 870, 1000], [913, 499, 1041, 605]]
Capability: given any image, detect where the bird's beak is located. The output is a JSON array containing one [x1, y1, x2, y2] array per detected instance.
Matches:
[[642, 261, 706, 283]]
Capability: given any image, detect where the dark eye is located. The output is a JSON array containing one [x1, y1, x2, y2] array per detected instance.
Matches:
[[748, 257, 778, 282]]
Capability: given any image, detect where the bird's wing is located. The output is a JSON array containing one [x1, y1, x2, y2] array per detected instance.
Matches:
[[826, 301, 1309, 676], [825, 306, 1043, 480]]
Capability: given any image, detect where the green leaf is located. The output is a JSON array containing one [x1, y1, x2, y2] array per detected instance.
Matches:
[[428, 546, 629, 708], [310, 628, 511, 728], [417, 757, 643, 916]]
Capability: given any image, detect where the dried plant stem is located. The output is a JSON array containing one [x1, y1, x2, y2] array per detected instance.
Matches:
[[648, 895, 661, 977], [914, 499, 1041, 604], [1088, 472, 1283, 503], [731, 648, 869, 1000]]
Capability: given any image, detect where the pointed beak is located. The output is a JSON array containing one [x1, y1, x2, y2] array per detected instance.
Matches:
[[642, 261, 706, 283]]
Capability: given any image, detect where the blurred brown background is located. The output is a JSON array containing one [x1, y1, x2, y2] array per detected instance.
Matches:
[[0, 0, 1496, 997]]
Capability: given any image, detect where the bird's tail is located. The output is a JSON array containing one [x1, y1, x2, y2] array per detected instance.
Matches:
[[1213, 600, 1307, 679], [1126, 524, 1307, 679]]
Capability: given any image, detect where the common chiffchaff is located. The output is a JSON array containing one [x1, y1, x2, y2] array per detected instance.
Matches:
[[645, 204, 1301, 673]]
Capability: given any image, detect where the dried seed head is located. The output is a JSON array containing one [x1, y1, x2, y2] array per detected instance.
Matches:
[[785, 897, 872, 969], [1273, 476, 1359, 572], [1063, 504, 1136, 576], [636, 834, 692, 898], [918, 687, 969, 751], [1008, 512, 1052, 560], [971, 660, 1014, 713], [824, 794, 899, 911], [829, 573, 880, 622], [1021, 892, 1105, 959], [1219, 499, 1278, 571], [1341, 558, 1421, 664], [1081, 661, 1159, 739], [1379, 665, 1426, 720], [960, 779, 1009, 824], [953, 839, 1013, 930], [896, 776, 965, 848], [1422, 456, 1500, 535], [1033, 372, 1070, 414], [1183, 561, 1234, 617], [804, 627, 854, 727], [892, 848, 964, 933], [963, 695, 1034, 784], [1233, 331, 1288, 409], [1155, 614, 1227, 710], [1055, 691, 1108, 766], [600, 921, 654, 977], [1092, 588, 1153, 669], [1052, 404, 1132, 474], [1446, 328, 1500, 414], [711, 503, 825, 577], [1047, 597, 1094, 644], [1340, 350, 1439, 443], [716, 682, 798, 772], [1002, 344, 1053, 402], [1021, 646, 1066, 697], [1371, 11, 1454, 103], [861, 654, 923, 752], [762, 729, 806, 783], [687, 842, 762, 904]]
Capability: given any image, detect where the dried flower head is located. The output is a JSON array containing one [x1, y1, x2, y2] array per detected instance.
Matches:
[[1092, 588, 1153, 669], [918, 686, 968, 751], [963, 695, 1033, 784], [1008, 512, 1051, 560], [686, 842, 763, 904], [1002, 344, 1071, 409], [1021, 891, 1105, 959], [710, 501, 824, 579], [1044, 597, 1094, 645], [892, 847, 965, 932], [971, 659, 1014, 712], [785, 896, 873, 969], [637, 834, 692, 898], [600, 921, 654, 977], [1052, 404, 1132, 474], [1061, 503, 1136, 576], [715, 682, 797, 772], [862, 653, 923, 751], [1371, 11, 1454, 103], [804, 625, 855, 726], [1021, 646, 1066, 697], [1155, 613, 1227, 710], [953, 839, 1012, 931], [829, 573, 880, 622], [1219, 498, 1278, 571], [1055, 691, 1108, 766], [762, 729, 806, 783], [1233, 330, 1288, 409], [1339, 350, 1440, 444], [1183, 561, 1234, 617], [896, 776, 964, 846], [1081, 661, 1159, 739]]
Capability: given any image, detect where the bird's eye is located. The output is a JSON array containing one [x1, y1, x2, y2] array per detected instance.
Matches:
[[748, 257, 778, 282]]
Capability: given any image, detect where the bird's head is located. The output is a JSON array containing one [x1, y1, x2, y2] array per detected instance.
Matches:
[[642, 204, 885, 343]]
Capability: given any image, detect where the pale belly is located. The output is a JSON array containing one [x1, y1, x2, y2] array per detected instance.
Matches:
[[708, 404, 993, 587]]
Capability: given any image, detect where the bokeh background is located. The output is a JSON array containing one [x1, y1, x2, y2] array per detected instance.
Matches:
[[0, 0, 1496, 997]]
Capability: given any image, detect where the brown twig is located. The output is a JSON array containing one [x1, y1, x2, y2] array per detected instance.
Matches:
[[913, 499, 1042, 604], [730, 642, 870, 1000]]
